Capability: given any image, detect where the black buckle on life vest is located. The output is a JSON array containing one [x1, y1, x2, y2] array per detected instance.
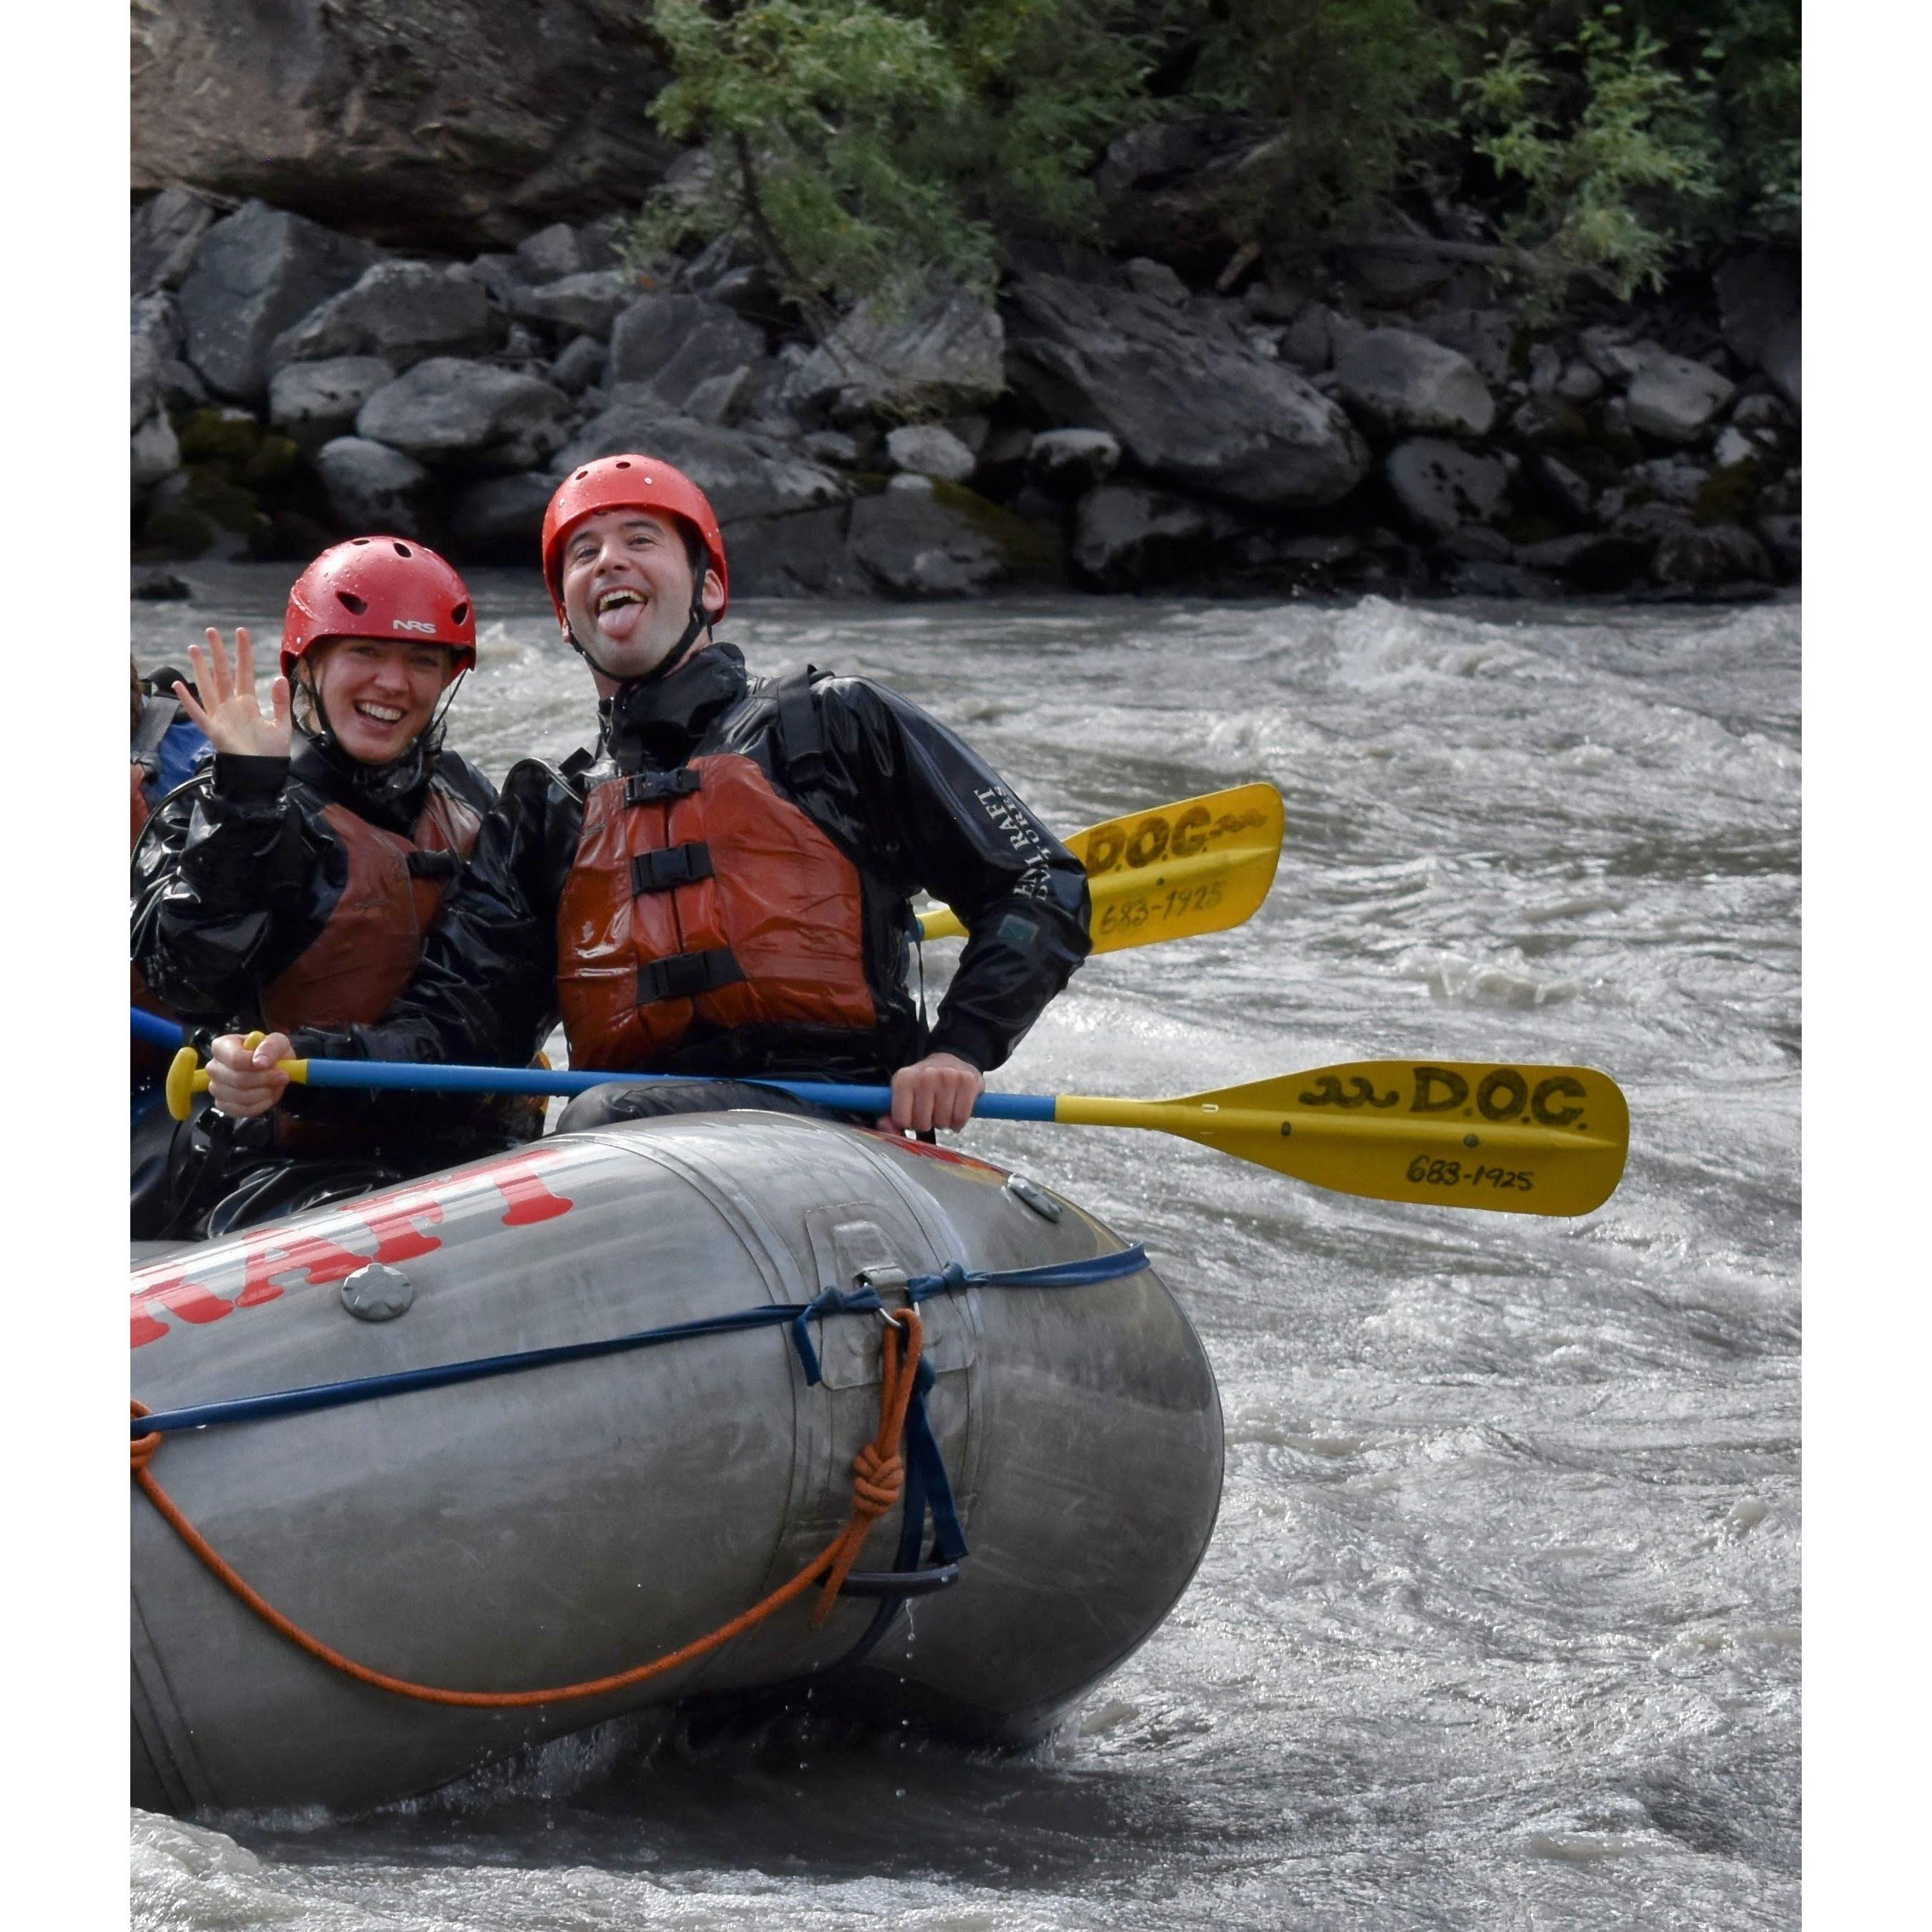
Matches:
[[405, 849, 460, 881], [637, 947, 744, 1006], [630, 843, 714, 895], [625, 769, 702, 807]]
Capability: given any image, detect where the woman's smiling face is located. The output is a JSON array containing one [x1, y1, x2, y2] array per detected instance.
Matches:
[[307, 636, 457, 764]]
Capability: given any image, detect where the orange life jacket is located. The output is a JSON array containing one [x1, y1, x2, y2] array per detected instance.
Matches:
[[555, 752, 876, 1069], [258, 788, 482, 1032]]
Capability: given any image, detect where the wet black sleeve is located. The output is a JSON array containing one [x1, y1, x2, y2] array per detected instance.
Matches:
[[130, 755, 338, 1026], [286, 758, 573, 1078], [817, 678, 1091, 1073]]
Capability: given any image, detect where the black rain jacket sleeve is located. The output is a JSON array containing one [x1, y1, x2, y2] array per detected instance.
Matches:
[[132, 752, 338, 1024], [809, 676, 1091, 1073]]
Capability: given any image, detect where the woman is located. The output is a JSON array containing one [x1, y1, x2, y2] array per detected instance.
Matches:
[[132, 535, 535, 1237]]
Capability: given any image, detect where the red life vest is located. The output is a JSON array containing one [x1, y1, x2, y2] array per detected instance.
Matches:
[[258, 788, 482, 1032], [555, 753, 876, 1069]]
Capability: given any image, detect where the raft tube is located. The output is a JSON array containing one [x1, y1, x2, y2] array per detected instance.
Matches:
[[130, 1111, 1224, 1813]]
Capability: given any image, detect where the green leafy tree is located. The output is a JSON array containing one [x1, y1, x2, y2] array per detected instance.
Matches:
[[634, 0, 1150, 316], [1170, 0, 1466, 248], [1457, 2, 1797, 298]]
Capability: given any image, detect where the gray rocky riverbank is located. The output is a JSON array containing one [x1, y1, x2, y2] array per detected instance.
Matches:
[[131, 188, 1799, 604]]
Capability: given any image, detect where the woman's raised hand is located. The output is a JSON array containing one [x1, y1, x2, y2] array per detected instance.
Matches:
[[176, 626, 293, 759]]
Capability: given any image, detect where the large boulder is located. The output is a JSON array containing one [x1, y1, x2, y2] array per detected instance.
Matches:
[[1652, 523, 1773, 591], [132, 410, 182, 493], [1761, 320, 1801, 414], [269, 263, 501, 372], [1625, 353, 1736, 445], [357, 358, 572, 470], [314, 437, 439, 536], [513, 219, 621, 283], [1004, 273, 1368, 507], [1512, 532, 1656, 594], [1333, 327, 1496, 437], [788, 286, 1006, 421], [1383, 439, 1510, 537], [550, 335, 609, 395], [847, 477, 1041, 598], [176, 201, 382, 401], [1715, 251, 1800, 371], [513, 270, 637, 342], [268, 357, 397, 451], [884, 424, 977, 483], [1029, 428, 1122, 493], [132, 188, 219, 296], [553, 412, 847, 527], [131, 295, 182, 429], [131, 1, 681, 252], [1071, 485, 1212, 589], [607, 295, 768, 407], [726, 505, 870, 598], [450, 471, 558, 557]]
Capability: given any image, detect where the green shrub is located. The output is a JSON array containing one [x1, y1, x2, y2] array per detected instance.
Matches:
[[632, 0, 1150, 313]]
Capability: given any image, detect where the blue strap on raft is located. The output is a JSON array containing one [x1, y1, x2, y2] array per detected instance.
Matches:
[[131, 1244, 1151, 1617]]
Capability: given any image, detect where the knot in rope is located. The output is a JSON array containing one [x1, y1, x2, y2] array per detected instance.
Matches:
[[130, 1400, 161, 1476], [849, 1442, 903, 1518]]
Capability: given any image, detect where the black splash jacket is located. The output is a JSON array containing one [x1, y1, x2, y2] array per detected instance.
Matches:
[[286, 644, 1092, 1086]]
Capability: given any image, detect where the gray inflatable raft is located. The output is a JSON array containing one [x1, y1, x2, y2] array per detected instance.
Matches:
[[130, 1111, 1223, 1813]]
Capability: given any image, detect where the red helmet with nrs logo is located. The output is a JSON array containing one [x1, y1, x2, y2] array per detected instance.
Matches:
[[280, 537, 478, 681], [541, 454, 730, 622]]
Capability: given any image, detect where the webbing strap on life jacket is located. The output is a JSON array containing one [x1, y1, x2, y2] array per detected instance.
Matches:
[[631, 844, 714, 894], [636, 945, 744, 1005], [406, 849, 461, 883], [772, 666, 830, 789], [626, 768, 702, 806]]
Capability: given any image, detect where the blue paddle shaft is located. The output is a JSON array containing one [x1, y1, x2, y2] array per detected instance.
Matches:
[[125, 1006, 1060, 1123], [132, 1007, 186, 1050], [295, 1056, 1061, 1124]]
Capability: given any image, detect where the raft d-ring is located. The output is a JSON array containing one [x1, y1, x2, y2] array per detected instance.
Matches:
[[876, 1307, 906, 1331]]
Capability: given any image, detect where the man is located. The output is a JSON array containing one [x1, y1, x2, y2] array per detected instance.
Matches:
[[207, 454, 1091, 1137]]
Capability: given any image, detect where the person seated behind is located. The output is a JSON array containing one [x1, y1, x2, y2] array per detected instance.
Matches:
[[132, 536, 536, 1237], [131, 655, 213, 1130], [202, 456, 1091, 1140]]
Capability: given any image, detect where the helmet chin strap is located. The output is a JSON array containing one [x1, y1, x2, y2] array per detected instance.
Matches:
[[567, 559, 713, 688]]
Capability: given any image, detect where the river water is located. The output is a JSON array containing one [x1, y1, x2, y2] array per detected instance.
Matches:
[[132, 575, 1800, 1930]]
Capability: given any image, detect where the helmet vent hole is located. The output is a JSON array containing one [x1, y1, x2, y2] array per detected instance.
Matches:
[[351, 537, 370, 547], [451, 602, 469, 626], [615, 459, 631, 468], [393, 540, 413, 557], [336, 591, 369, 616]]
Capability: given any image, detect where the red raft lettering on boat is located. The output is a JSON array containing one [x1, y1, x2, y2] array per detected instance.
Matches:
[[130, 1145, 582, 1348]]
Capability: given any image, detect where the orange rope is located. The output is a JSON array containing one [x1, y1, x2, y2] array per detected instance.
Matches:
[[130, 1306, 924, 1708]]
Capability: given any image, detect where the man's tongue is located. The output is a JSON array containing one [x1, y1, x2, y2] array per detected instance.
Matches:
[[598, 594, 647, 642]]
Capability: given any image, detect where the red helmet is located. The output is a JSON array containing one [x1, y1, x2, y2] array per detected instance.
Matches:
[[280, 537, 478, 681], [541, 454, 730, 624]]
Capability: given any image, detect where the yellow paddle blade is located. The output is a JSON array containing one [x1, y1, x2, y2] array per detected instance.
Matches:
[[1058, 1059, 1629, 1217], [918, 782, 1283, 953]]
